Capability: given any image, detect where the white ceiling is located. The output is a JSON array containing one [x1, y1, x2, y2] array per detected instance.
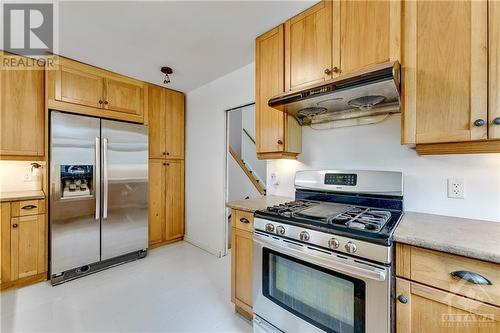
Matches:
[[58, 1, 315, 92]]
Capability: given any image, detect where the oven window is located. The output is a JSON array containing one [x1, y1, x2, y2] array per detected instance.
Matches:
[[262, 248, 365, 333]]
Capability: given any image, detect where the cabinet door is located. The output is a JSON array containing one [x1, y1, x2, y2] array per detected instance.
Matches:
[[231, 228, 253, 309], [148, 85, 166, 159], [164, 160, 184, 240], [164, 90, 185, 159], [396, 278, 500, 332], [0, 55, 44, 157], [490, 0, 500, 139], [58, 64, 105, 108], [148, 159, 164, 245], [256, 25, 286, 153], [402, 0, 488, 144], [104, 77, 144, 116], [10, 214, 46, 280], [338, 0, 400, 75], [285, 0, 333, 90]]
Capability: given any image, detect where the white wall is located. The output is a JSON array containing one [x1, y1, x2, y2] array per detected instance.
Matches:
[[0, 161, 44, 192], [228, 110, 242, 156], [241, 104, 266, 184], [185, 63, 255, 256], [267, 115, 500, 222]]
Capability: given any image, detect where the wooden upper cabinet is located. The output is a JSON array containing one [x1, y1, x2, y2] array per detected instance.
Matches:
[[337, 0, 400, 75], [58, 64, 105, 109], [164, 90, 185, 159], [104, 77, 144, 116], [147, 85, 185, 159], [164, 160, 184, 240], [148, 85, 166, 159], [490, 0, 500, 140], [402, 0, 488, 144], [396, 278, 500, 332], [0, 54, 45, 158], [285, 0, 333, 91]]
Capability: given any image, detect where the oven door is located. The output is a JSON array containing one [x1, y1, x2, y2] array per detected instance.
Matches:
[[253, 232, 391, 333]]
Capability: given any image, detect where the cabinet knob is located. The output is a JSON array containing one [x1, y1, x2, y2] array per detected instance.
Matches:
[[162, 152, 166, 155], [163, 162, 167, 166], [99, 100, 103, 104], [166, 163, 170, 166], [324, 68, 332, 75], [473, 119, 485, 127], [12, 223, 18, 228], [397, 295, 408, 304], [277, 139, 283, 145], [239, 218, 250, 224], [104, 101, 109, 105], [493, 117, 500, 125], [332, 66, 340, 73], [166, 152, 170, 156]]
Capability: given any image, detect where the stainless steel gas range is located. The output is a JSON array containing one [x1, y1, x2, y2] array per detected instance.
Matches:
[[252, 170, 403, 333]]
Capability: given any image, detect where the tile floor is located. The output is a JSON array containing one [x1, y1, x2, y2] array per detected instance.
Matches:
[[0, 242, 252, 333]]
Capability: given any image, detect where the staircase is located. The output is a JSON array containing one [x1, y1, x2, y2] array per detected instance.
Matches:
[[228, 146, 266, 195]]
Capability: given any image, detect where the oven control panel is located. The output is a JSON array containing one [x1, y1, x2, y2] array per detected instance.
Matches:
[[324, 173, 357, 186]]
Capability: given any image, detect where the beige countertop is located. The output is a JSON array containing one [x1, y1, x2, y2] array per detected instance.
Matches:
[[226, 195, 293, 213], [394, 211, 500, 264], [0, 190, 46, 203]]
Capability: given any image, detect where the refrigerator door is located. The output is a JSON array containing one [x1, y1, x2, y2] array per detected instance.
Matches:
[[101, 119, 148, 260], [50, 111, 101, 275]]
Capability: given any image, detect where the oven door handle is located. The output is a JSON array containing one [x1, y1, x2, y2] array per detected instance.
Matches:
[[254, 234, 387, 282]]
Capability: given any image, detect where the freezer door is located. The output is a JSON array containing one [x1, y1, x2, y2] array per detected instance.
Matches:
[[101, 119, 148, 260], [50, 111, 101, 275]]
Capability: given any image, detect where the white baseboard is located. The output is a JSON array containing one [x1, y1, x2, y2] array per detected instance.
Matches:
[[183, 235, 225, 258]]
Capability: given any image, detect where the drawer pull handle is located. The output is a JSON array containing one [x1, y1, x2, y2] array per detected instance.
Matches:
[[451, 271, 492, 285], [397, 294, 408, 304], [21, 205, 37, 210], [12, 223, 18, 228], [239, 218, 250, 224]]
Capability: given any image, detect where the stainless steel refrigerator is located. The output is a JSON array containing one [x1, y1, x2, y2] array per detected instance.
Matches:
[[50, 111, 148, 285]]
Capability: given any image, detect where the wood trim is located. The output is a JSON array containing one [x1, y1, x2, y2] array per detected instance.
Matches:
[[470, 0, 488, 141], [332, 0, 341, 78], [235, 303, 253, 321], [0, 155, 45, 161], [389, 0, 402, 63], [0, 272, 46, 291], [396, 243, 411, 279], [490, 0, 500, 140], [148, 237, 182, 250], [1, 202, 11, 283], [228, 146, 266, 195], [401, 0, 417, 144], [395, 277, 411, 332], [257, 152, 298, 160], [416, 140, 500, 155], [47, 99, 144, 124]]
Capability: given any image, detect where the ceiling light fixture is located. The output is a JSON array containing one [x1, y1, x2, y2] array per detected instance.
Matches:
[[161, 66, 173, 84]]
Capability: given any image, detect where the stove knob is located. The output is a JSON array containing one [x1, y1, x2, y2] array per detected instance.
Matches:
[[345, 241, 357, 253], [328, 238, 340, 249], [276, 225, 285, 235], [299, 231, 310, 242], [265, 223, 275, 233]]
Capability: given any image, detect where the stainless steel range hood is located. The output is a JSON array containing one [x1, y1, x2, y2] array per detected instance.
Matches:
[[268, 61, 401, 126]]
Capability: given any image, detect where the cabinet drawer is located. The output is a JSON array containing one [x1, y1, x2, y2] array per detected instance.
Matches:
[[231, 210, 254, 232], [11, 200, 46, 217], [409, 246, 500, 307]]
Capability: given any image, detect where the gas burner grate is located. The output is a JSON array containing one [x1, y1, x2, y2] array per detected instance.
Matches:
[[330, 207, 391, 232]]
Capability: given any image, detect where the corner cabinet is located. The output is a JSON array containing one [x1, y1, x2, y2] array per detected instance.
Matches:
[[47, 57, 146, 123], [395, 244, 500, 332], [0, 53, 45, 159], [231, 209, 254, 320], [402, 0, 500, 154], [255, 25, 302, 160]]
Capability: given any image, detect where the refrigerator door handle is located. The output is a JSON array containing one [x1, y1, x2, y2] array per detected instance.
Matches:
[[95, 137, 101, 220], [103, 137, 109, 219]]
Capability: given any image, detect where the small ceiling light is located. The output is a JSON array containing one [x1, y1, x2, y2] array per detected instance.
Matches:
[[161, 66, 173, 84]]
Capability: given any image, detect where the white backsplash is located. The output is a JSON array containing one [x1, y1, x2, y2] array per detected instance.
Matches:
[[0, 161, 44, 192]]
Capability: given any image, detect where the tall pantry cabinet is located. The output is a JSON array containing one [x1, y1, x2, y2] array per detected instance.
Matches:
[[147, 85, 185, 247]]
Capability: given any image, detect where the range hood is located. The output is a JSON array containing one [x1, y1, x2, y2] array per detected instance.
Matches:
[[268, 61, 401, 126]]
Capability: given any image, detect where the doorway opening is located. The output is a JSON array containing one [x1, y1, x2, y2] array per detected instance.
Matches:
[[225, 103, 266, 251]]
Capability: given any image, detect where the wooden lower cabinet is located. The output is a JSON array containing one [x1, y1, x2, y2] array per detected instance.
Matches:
[[1, 201, 47, 291], [148, 159, 184, 247], [396, 278, 500, 332], [396, 244, 500, 332], [231, 209, 254, 320]]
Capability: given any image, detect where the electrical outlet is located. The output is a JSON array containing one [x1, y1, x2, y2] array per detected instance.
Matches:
[[447, 178, 465, 199], [23, 171, 32, 182]]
